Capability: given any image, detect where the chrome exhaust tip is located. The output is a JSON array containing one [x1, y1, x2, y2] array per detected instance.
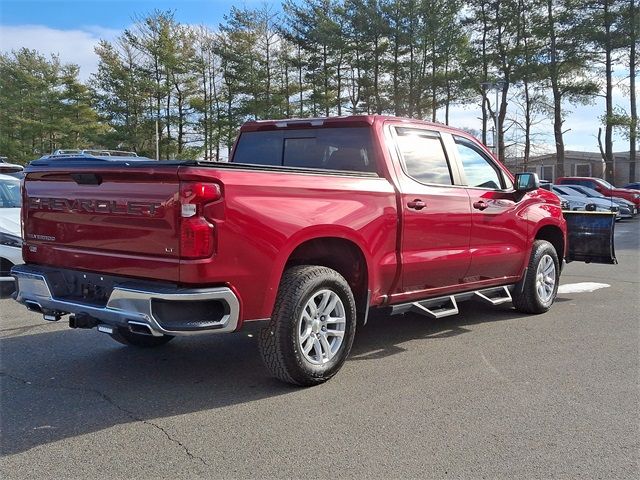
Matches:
[[128, 321, 155, 336]]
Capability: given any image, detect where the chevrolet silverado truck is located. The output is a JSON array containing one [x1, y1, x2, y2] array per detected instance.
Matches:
[[10, 116, 615, 386]]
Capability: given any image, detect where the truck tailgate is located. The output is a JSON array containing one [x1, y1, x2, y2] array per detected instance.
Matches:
[[22, 166, 182, 282]]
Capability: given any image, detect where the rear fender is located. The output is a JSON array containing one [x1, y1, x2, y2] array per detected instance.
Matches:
[[262, 227, 374, 319]]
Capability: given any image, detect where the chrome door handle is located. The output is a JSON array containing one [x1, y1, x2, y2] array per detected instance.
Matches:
[[407, 199, 426, 210], [473, 201, 488, 211]]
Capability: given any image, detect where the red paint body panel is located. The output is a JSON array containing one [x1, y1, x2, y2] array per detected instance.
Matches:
[[23, 168, 182, 281], [176, 167, 398, 320], [21, 115, 568, 328]]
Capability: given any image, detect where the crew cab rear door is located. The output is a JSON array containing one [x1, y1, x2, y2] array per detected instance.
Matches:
[[388, 125, 472, 295]]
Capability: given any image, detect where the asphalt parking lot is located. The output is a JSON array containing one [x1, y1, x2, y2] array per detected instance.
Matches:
[[1, 219, 638, 479]]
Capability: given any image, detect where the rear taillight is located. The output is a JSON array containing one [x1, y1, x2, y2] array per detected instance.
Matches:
[[181, 217, 214, 258], [179, 182, 221, 259]]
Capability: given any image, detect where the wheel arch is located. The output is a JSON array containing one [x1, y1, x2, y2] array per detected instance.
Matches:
[[264, 230, 373, 323], [534, 224, 565, 261]]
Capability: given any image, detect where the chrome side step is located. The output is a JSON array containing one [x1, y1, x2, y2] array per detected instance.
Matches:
[[410, 296, 459, 319], [388, 285, 515, 319], [474, 286, 512, 306]]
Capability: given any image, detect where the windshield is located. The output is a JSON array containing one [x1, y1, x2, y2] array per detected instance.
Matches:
[[596, 178, 614, 189], [562, 186, 588, 197], [0, 177, 21, 208], [576, 186, 604, 198], [553, 186, 573, 196]]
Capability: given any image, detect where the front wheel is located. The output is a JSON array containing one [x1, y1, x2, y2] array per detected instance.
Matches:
[[259, 265, 357, 386], [512, 240, 560, 314]]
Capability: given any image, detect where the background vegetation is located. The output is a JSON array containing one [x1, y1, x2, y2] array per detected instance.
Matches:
[[0, 0, 636, 182]]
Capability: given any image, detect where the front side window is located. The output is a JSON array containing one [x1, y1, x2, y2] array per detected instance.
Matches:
[[454, 136, 504, 189], [394, 128, 452, 185]]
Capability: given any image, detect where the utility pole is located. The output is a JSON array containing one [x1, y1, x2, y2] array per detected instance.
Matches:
[[480, 80, 507, 160]]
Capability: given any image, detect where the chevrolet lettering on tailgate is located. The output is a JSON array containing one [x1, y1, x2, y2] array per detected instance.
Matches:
[[28, 197, 162, 216]]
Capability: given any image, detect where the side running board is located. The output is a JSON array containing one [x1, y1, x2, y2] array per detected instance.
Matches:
[[474, 286, 512, 306], [410, 296, 459, 319], [389, 285, 515, 319]]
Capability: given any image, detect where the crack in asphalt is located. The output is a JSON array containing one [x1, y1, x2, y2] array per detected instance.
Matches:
[[0, 371, 208, 466], [0, 323, 60, 338]]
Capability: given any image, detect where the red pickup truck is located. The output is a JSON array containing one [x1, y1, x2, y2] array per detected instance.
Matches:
[[11, 116, 613, 386]]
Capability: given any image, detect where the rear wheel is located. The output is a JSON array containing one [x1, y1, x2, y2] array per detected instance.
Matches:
[[110, 327, 174, 348], [259, 265, 357, 386], [512, 240, 559, 314]]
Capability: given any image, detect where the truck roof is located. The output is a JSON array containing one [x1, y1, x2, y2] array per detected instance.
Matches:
[[240, 115, 491, 160], [240, 115, 449, 132]]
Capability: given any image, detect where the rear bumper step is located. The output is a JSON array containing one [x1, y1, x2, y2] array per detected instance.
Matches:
[[11, 264, 240, 336]]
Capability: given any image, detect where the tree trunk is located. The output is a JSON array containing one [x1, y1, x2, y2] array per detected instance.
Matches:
[[392, 13, 400, 116], [431, 36, 437, 123], [298, 44, 304, 116], [603, 0, 614, 183], [548, 0, 565, 179], [630, 0, 637, 181], [523, 79, 531, 168]]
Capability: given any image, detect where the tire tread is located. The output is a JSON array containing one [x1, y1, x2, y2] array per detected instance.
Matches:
[[259, 265, 355, 386], [512, 240, 559, 314]]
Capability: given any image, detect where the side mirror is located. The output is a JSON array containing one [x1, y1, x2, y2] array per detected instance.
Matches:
[[514, 172, 540, 192]]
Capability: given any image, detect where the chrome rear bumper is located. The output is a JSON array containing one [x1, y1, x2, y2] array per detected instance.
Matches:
[[11, 265, 240, 336]]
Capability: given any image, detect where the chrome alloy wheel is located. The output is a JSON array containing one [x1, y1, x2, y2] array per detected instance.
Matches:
[[297, 289, 347, 365], [536, 254, 556, 304]]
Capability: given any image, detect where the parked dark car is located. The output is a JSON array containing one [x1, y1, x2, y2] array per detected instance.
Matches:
[[562, 185, 636, 218], [624, 182, 640, 190]]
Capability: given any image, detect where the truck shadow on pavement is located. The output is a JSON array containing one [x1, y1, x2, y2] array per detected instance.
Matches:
[[1, 300, 533, 456]]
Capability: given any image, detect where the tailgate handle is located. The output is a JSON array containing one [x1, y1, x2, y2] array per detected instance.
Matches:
[[71, 173, 102, 185]]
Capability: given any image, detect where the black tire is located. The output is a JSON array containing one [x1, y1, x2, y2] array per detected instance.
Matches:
[[512, 240, 560, 314], [110, 327, 174, 348], [259, 265, 357, 386]]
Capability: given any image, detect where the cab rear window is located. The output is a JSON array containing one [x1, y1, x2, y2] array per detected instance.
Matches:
[[231, 127, 377, 173]]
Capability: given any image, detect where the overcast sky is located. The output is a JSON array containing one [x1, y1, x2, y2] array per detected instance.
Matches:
[[0, 0, 633, 155]]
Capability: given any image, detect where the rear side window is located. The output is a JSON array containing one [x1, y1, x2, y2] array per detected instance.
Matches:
[[232, 132, 282, 166], [394, 128, 452, 185], [231, 127, 377, 173]]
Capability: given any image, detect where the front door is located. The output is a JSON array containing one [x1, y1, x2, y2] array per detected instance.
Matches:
[[391, 127, 472, 294], [452, 135, 528, 282]]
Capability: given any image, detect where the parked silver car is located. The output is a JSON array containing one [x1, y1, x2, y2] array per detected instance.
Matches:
[[560, 185, 636, 218], [0, 174, 23, 295]]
